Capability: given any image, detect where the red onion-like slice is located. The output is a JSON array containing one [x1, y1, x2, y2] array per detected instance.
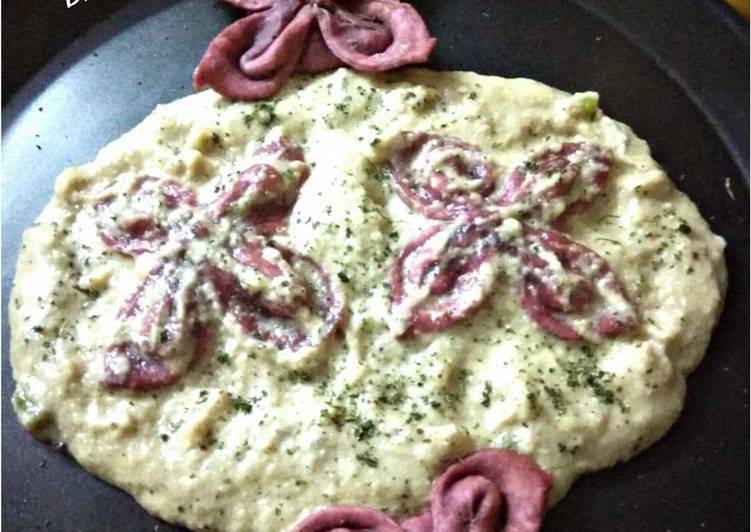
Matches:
[[102, 263, 210, 391], [389, 133, 498, 221], [292, 505, 403, 532], [518, 227, 637, 342], [97, 176, 196, 256], [497, 143, 612, 225], [430, 449, 551, 532], [317, 0, 435, 71], [391, 222, 501, 336]]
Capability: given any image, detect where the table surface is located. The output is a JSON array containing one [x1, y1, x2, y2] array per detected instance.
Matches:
[[726, 0, 750, 18]]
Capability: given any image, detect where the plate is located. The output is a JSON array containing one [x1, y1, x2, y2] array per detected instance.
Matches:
[[2, 1, 748, 530]]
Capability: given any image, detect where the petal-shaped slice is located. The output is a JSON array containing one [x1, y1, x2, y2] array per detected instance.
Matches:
[[193, 7, 313, 101], [317, 0, 435, 71], [211, 163, 287, 222], [96, 176, 196, 256], [292, 505, 403, 532], [233, 238, 308, 318], [391, 222, 502, 336], [99, 218, 167, 256], [206, 241, 343, 353], [389, 132, 497, 221], [103, 263, 210, 391], [430, 449, 551, 532], [211, 138, 309, 234], [497, 142, 613, 225], [518, 227, 637, 342], [103, 343, 179, 391]]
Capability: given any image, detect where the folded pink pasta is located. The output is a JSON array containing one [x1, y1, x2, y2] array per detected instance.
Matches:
[[194, 0, 436, 100], [293, 449, 552, 532]]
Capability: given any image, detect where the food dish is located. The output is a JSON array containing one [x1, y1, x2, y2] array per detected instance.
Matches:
[[4, 1, 748, 531], [10, 68, 726, 531]]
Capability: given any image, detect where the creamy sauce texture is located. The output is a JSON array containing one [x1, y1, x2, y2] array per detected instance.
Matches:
[[10, 69, 726, 532]]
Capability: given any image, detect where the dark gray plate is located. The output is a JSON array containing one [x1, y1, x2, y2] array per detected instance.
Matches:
[[2, 1, 748, 531]]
